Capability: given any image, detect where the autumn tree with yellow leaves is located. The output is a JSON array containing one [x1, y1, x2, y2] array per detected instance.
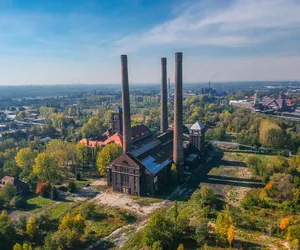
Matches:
[[279, 217, 290, 231], [26, 217, 38, 240], [44, 213, 86, 249], [259, 120, 285, 148], [227, 224, 235, 248]]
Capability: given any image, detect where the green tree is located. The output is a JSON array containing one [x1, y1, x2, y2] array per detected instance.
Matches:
[[192, 185, 217, 209], [33, 153, 60, 183], [76, 143, 90, 167], [81, 117, 102, 138], [151, 241, 163, 250], [10, 195, 27, 209], [46, 140, 78, 172], [0, 211, 16, 244], [214, 126, 226, 141], [172, 201, 179, 222], [3, 160, 21, 178], [15, 148, 37, 170], [0, 183, 17, 206], [195, 221, 209, 246], [246, 156, 262, 176], [96, 143, 122, 176], [143, 210, 172, 248], [16, 215, 27, 234], [287, 225, 300, 242]]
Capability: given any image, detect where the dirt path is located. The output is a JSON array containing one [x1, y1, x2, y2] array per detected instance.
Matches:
[[86, 191, 171, 250], [92, 191, 170, 216]]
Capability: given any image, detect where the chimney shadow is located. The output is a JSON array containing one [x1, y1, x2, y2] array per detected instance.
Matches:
[[207, 174, 262, 183], [220, 159, 247, 167]]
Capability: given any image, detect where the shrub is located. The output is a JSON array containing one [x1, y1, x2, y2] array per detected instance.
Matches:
[[76, 173, 81, 181], [270, 173, 295, 202], [194, 221, 208, 245], [36, 181, 51, 197], [0, 211, 16, 242], [152, 241, 163, 250], [0, 183, 17, 206], [246, 156, 262, 176], [279, 217, 290, 231], [36, 212, 51, 229], [177, 244, 184, 250], [78, 202, 96, 220], [287, 225, 300, 242], [16, 215, 27, 234], [26, 217, 38, 240], [215, 210, 232, 245], [68, 181, 77, 193], [10, 195, 27, 209], [57, 185, 68, 192], [241, 189, 260, 210]]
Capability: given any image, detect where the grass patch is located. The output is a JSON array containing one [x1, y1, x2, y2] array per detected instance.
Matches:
[[69, 203, 137, 238], [85, 217, 126, 238], [48, 201, 81, 220], [73, 179, 91, 190], [224, 152, 278, 166], [25, 196, 55, 213], [121, 229, 144, 250], [131, 196, 162, 206]]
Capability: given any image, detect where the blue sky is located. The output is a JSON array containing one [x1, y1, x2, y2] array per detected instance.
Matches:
[[1, 0, 300, 85]]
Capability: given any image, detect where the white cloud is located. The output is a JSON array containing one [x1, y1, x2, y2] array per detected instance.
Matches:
[[114, 0, 300, 53]]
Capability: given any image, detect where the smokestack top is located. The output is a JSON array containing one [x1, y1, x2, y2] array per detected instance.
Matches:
[[175, 52, 182, 61], [161, 57, 167, 63]]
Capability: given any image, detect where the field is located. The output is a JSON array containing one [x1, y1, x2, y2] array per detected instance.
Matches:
[[122, 151, 296, 250]]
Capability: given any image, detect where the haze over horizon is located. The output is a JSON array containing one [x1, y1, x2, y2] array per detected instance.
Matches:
[[1, 0, 300, 85]]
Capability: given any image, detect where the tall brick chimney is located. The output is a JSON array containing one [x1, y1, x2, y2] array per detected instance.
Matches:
[[160, 57, 168, 133], [121, 55, 132, 154], [173, 52, 184, 181]]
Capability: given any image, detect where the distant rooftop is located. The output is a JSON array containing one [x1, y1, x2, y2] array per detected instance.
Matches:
[[190, 121, 205, 131]]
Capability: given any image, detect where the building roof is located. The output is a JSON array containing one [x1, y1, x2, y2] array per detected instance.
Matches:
[[142, 156, 172, 174], [0, 176, 15, 186], [190, 121, 205, 131], [131, 139, 161, 157], [79, 124, 150, 148], [131, 124, 151, 140], [78, 133, 123, 148], [111, 154, 140, 169]]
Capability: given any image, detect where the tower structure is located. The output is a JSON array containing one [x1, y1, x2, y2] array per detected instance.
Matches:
[[121, 55, 132, 154], [160, 58, 168, 133], [173, 52, 184, 181], [189, 122, 205, 153]]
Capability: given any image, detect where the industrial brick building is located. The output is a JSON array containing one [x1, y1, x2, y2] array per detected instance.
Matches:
[[107, 53, 206, 196]]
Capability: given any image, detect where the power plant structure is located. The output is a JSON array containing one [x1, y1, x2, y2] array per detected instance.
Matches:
[[107, 53, 206, 196]]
